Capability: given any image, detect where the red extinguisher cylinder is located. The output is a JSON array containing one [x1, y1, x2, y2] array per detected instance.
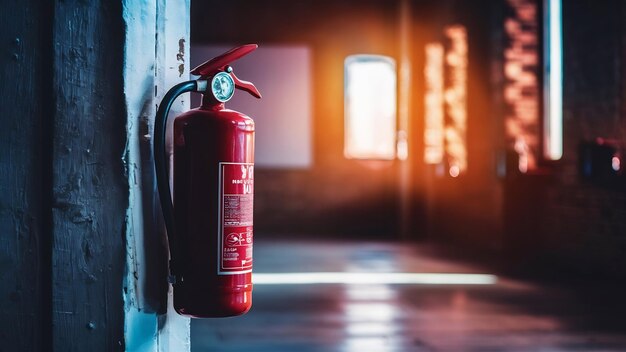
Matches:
[[154, 45, 261, 318], [173, 104, 255, 317]]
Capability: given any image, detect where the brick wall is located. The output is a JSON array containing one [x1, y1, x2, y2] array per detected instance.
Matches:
[[531, 0, 626, 278], [425, 0, 626, 279]]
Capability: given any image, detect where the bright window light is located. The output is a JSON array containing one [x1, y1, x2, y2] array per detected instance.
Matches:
[[544, 0, 563, 160], [253, 272, 497, 285], [344, 55, 397, 160]]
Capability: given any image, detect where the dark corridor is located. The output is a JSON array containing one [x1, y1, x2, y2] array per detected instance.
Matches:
[[187, 0, 626, 350], [1, 0, 626, 351]]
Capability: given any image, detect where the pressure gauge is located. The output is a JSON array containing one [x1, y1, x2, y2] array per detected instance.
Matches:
[[211, 72, 235, 102]]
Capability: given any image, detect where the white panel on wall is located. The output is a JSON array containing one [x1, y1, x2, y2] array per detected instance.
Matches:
[[191, 45, 313, 168]]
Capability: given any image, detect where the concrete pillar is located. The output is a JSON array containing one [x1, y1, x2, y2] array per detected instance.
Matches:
[[123, 0, 191, 351]]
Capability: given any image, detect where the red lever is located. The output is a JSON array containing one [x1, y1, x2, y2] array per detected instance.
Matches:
[[191, 44, 257, 76], [191, 44, 261, 99], [231, 71, 261, 99]]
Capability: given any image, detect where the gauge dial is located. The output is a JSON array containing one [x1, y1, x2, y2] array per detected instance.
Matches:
[[211, 72, 235, 102]]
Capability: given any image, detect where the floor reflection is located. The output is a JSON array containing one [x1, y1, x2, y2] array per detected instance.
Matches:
[[342, 285, 400, 352], [191, 239, 626, 352]]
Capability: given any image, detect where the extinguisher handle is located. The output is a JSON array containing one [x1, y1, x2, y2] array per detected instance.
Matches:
[[154, 80, 206, 281], [230, 70, 261, 99]]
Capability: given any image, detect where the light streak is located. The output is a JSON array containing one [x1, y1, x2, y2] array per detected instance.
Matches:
[[253, 272, 497, 285]]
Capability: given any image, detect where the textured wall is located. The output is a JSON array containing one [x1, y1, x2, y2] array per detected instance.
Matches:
[[498, 0, 626, 280], [0, 1, 52, 350], [420, 0, 626, 280], [50, 1, 127, 350], [418, 0, 505, 249], [1, 0, 193, 350], [532, 0, 626, 277], [0, 2, 129, 349]]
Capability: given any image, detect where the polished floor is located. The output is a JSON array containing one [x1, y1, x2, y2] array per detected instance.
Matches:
[[192, 239, 626, 351]]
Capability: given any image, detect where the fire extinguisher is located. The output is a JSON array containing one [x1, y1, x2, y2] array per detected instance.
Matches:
[[154, 44, 261, 318]]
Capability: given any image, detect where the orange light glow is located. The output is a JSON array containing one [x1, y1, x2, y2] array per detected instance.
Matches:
[[444, 25, 468, 174], [424, 43, 445, 164], [505, 0, 540, 172]]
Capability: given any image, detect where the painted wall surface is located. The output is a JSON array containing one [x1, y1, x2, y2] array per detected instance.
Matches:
[[191, 45, 313, 169], [123, 0, 191, 351]]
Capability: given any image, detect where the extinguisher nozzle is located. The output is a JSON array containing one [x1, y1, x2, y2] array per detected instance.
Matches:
[[196, 79, 208, 93]]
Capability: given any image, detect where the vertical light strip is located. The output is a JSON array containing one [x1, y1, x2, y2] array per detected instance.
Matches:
[[397, 0, 412, 240], [544, 0, 563, 160], [444, 25, 468, 175], [504, 0, 540, 172], [397, 0, 411, 161], [424, 43, 445, 165]]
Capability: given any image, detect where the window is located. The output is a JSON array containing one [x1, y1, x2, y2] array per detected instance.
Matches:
[[344, 55, 397, 160]]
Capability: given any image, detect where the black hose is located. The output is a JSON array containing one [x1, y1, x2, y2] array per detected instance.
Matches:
[[154, 80, 198, 280]]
